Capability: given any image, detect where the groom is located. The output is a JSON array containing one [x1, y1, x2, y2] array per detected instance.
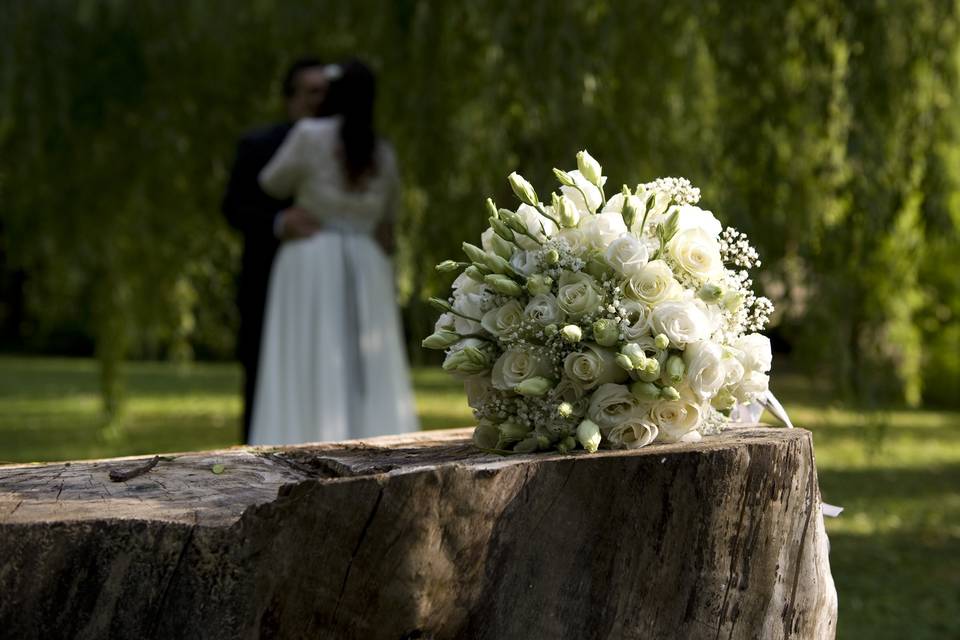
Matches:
[[222, 57, 328, 443]]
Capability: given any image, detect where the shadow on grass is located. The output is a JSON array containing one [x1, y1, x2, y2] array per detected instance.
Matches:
[[817, 464, 960, 501], [827, 530, 960, 640]]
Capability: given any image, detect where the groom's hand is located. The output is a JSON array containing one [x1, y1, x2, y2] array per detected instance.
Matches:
[[278, 207, 321, 240]]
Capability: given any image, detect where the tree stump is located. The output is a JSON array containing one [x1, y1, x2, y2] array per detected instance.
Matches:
[[0, 425, 837, 639]]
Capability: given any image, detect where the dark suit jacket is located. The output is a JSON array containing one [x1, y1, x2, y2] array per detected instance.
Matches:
[[221, 122, 293, 367]]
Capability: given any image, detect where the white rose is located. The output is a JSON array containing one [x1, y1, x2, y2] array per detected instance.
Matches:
[[607, 418, 659, 449], [668, 228, 723, 281], [557, 227, 590, 255], [556, 271, 603, 319], [560, 169, 602, 215], [491, 349, 553, 391], [587, 383, 645, 431], [650, 300, 711, 347], [580, 211, 628, 251], [513, 204, 558, 250], [464, 377, 498, 410], [480, 299, 525, 337], [619, 299, 653, 341], [675, 204, 722, 237], [683, 340, 726, 401], [733, 334, 773, 373], [605, 234, 649, 277], [509, 249, 540, 276], [563, 343, 628, 391], [733, 370, 770, 403], [525, 293, 564, 326], [625, 260, 682, 306], [651, 397, 703, 442]]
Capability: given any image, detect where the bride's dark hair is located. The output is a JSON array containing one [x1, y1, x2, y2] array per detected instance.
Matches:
[[322, 59, 378, 188]]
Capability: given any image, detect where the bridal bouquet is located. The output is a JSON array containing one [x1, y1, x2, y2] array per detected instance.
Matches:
[[423, 152, 774, 454]]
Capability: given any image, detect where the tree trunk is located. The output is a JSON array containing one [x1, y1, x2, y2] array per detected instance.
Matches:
[[0, 425, 837, 639]]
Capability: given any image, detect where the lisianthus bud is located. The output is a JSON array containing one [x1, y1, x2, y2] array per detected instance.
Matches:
[[442, 348, 489, 375], [637, 357, 661, 382], [592, 318, 620, 347], [553, 168, 576, 187], [712, 388, 736, 412], [698, 283, 724, 303], [544, 249, 560, 265], [723, 290, 746, 312], [666, 355, 685, 384], [660, 385, 681, 401], [615, 353, 635, 371], [556, 194, 580, 227], [560, 324, 582, 343], [485, 198, 498, 219], [515, 376, 553, 397], [544, 323, 558, 337], [483, 252, 512, 274], [473, 422, 500, 449], [462, 242, 488, 265], [557, 435, 577, 453], [514, 436, 540, 454], [584, 256, 611, 280], [499, 420, 530, 443], [526, 274, 553, 296], [489, 217, 515, 242], [421, 330, 460, 350], [654, 333, 670, 350], [435, 260, 462, 273], [557, 402, 574, 418], [576, 419, 602, 453], [484, 274, 523, 296], [630, 381, 661, 401], [576, 150, 603, 186], [621, 195, 638, 230], [488, 234, 513, 260], [508, 172, 539, 206], [536, 434, 551, 449], [464, 265, 486, 282], [428, 297, 454, 313], [621, 343, 647, 369], [498, 209, 527, 235], [660, 207, 680, 242]]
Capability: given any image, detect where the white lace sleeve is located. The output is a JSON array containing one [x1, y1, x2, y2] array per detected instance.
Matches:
[[259, 122, 307, 199]]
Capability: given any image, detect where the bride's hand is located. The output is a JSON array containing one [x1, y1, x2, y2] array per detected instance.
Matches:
[[279, 207, 322, 240]]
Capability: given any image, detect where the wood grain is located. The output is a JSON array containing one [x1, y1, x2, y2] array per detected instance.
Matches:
[[0, 425, 837, 639]]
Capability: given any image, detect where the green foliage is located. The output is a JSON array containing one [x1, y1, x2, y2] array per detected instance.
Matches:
[[1, 0, 960, 408]]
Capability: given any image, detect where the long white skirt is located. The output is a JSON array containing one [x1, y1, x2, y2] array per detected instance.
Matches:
[[249, 231, 419, 445]]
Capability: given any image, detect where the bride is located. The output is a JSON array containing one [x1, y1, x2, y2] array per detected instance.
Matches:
[[250, 59, 419, 445]]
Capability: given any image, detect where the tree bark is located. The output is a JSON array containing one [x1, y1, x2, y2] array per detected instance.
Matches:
[[0, 425, 837, 639]]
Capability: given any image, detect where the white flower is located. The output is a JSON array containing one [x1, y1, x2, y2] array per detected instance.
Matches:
[[481, 227, 512, 259], [587, 383, 645, 431], [480, 299, 525, 337], [580, 212, 628, 251], [668, 228, 724, 281], [733, 370, 770, 403], [601, 192, 643, 217], [624, 260, 682, 306], [607, 418, 659, 449], [605, 234, 649, 277], [557, 227, 590, 254], [435, 312, 456, 332], [650, 300, 711, 347], [563, 343, 628, 391], [509, 249, 540, 276], [556, 271, 603, 320], [451, 296, 483, 335], [524, 293, 564, 326], [635, 190, 672, 231], [442, 338, 489, 378], [733, 334, 773, 373], [675, 204, 722, 237], [464, 377, 497, 410], [491, 349, 553, 391], [513, 204, 558, 250], [683, 340, 726, 401], [560, 170, 602, 215], [651, 396, 703, 442], [619, 299, 653, 342]]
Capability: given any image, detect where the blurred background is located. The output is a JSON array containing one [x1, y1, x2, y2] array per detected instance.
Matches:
[[0, 1, 958, 636]]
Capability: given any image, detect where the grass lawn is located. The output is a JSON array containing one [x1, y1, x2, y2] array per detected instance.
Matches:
[[0, 355, 957, 638]]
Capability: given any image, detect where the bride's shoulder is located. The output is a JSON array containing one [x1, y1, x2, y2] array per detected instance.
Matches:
[[290, 117, 340, 142]]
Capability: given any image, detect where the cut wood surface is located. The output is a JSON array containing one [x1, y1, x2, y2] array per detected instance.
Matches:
[[0, 425, 837, 639]]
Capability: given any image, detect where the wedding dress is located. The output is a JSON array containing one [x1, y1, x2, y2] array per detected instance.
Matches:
[[249, 117, 419, 445]]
